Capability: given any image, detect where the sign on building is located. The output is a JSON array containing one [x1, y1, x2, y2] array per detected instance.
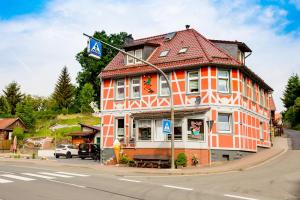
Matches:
[[162, 119, 171, 134], [87, 38, 102, 59]]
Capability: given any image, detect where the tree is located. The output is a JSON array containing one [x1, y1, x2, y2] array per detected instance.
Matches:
[[281, 74, 300, 108], [3, 81, 23, 115], [53, 66, 74, 111], [76, 31, 129, 104], [16, 95, 36, 129], [0, 95, 11, 115], [79, 83, 95, 113]]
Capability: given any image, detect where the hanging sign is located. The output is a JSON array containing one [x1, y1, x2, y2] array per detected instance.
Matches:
[[87, 38, 102, 59]]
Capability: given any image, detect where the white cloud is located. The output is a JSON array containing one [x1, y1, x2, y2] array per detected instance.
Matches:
[[0, 0, 299, 111]]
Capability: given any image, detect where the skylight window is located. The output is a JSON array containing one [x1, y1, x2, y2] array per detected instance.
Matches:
[[178, 47, 188, 54], [159, 50, 169, 57]]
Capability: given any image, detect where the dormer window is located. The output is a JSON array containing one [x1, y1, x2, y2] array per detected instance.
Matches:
[[178, 47, 188, 54], [159, 50, 169, 57], [126, 49, 143, 65]]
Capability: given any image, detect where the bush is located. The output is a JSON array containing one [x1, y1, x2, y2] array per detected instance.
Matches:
[[119, 155, 129, 164], [175, 153, 187, 167], [12, 127, 25, 145], [32, 153, 36, 159]]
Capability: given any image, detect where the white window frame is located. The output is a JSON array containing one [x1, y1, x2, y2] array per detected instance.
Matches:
[[115, 79, 125, 100], [260, 89, 264, 106], [178, 47, 188, 54], [259, 122, 264, 140], [115, 118, 125, 142], [130, 77, 141, 99], [217, 70, 230, 93], [242, 76, 247, 96], [217, 113, 232, 134], [187, 71, 199, 94], [159, 50, 169, 57], [127, 50, 134, 65], [159, 74, 170, 96], [135, 49, 142, 64], [137, 119, 152, 141], [252, 82, 256, 102]]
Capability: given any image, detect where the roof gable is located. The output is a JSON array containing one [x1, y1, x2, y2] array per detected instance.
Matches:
[[0, 118, 26, 130]]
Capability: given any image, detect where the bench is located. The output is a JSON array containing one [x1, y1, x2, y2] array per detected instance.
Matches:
[[133, 155, 170, 168]]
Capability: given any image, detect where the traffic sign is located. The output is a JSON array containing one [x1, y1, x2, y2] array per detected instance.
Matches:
[[88, 38, 102, 59], [162, 119, 171, 134]]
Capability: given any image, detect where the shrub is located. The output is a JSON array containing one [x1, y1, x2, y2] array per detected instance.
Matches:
[[32, 153, 36, 159], [175, 153, 187, 167], [119, 155, 129, 164]]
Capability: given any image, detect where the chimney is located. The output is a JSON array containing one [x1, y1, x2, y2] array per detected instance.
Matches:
[[185, 25, 190, 29], [124, 34, 134, 45]]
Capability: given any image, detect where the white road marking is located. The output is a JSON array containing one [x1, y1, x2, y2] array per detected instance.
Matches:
[[49, 179, 86, 188], [22, 173, 55, 179], [119, 178, 141, 183], [163, 185, 193, 191], [1, 174, 35, 181], [224, 194, 259, 200], [38, 172, 72, 178], [0, 178, 13, 183], [56, 172, 89, 177]]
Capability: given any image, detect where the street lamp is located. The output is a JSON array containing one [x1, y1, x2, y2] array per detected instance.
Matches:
[[83, 33, 176, 169], [206, 120, 214, 166]]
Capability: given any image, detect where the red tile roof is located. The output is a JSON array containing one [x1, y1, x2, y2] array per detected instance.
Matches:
[[99, 28, 273, 91], [0, 118, 19, 130], [100, 28, 242, 78]]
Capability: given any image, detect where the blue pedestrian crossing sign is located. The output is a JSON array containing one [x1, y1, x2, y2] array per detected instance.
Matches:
[[87, 38, 102, 59], [162, 119, 171, 134]]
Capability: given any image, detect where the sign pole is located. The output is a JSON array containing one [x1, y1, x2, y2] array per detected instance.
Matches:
[[84, 33, 176, 169]]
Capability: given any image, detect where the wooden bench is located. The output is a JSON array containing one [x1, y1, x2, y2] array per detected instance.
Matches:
[[133, 155, 170, 168]]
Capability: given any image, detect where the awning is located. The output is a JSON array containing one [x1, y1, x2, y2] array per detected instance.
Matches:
[[131, 107, 210, 119]]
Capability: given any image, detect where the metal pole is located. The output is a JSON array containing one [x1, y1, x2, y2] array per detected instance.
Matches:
[[83, 33, 176, 169]]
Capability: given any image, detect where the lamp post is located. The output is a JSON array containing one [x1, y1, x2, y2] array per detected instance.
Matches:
[[206, 120, 214, 166], [83, 33, 176, 169]]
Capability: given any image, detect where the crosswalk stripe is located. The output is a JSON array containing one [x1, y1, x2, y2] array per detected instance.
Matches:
[[0, 178, 13, 183], [22, 173, 55, 179], [1, 174, 35, 181], [38, 172, 72, 178], [56, 172, 89, 177]]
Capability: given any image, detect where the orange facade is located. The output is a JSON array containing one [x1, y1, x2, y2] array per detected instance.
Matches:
[[100, 66, 272, 165]]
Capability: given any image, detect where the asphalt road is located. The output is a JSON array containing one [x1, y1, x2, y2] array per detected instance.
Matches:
[[0, 129, 299, 200]]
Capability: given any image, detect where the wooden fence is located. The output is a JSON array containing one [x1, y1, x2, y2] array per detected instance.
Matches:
[[0, 140, 11, 151]]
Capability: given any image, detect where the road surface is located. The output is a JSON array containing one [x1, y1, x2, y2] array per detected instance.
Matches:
[[0, 129, 299, 200]]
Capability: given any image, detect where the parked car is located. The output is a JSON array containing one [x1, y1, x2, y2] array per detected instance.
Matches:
[[54, 144, 78, 159], [78, 143, 100, 160]]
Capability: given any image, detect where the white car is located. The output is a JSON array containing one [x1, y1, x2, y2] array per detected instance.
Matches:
[[54, 144, 78, 159]]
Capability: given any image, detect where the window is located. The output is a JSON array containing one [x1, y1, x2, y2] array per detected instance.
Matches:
[[155, 120, 165, 141], [126, 49, 142, 65], [167, 119, 182, 140], [130, 119, 136, 142], [264, 92, 267, 107], [187, 119, 205, 141], [131, 77, 140, 98], [127, 51, 134, 64], [252, 82, 256, 102], [243, 76, 247, 96], [187, 71, 199, 93], [260, 89, 264, 106], [218, 113, 232, 133], [116, 118, 125, 142], [178, 47, 188, 54], [138, 120, 152, 141], [218, 70, 230, 93], [159, 50, 169, 57], [116, 79, 125, 100], [259, 122, 264, 140], [159, 75, 170, 96], [135, 49, 142, 63]]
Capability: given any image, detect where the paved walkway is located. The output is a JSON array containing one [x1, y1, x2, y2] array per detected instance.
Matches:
[[0, 136, 288, 175]]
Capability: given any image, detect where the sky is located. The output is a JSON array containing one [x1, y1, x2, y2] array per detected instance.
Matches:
[[0, 0, 300, 112]]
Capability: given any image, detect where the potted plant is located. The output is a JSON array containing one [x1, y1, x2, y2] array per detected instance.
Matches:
[[175, 153, 187, 168], [192, 155, 199, 166]]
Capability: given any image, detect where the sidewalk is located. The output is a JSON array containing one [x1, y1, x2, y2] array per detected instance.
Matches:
[[0, 137, 288, 176]]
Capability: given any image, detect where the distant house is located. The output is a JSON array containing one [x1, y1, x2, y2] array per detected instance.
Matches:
[[0, 118, 27, 150], [66, 123, 101, 146]]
